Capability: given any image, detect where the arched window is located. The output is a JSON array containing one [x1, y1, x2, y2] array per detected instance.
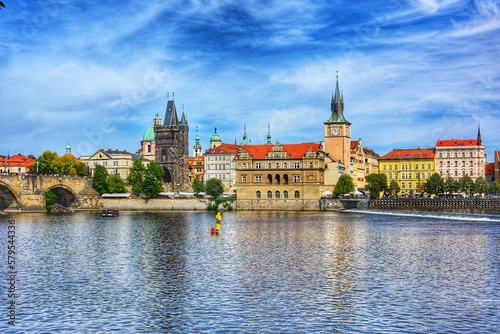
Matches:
[[294, 190, 300, 199], [283, 174, 289, 184], [256, 191, 261, 199], [267, 191, 272, 199], [275, 191, 280, 199], [267, 174, 273, 184], [275, 174, 281, 184], [283, 191, 288, 199]]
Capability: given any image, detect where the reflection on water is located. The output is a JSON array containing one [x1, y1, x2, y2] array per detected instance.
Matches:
[[0, 210, 499, 333]]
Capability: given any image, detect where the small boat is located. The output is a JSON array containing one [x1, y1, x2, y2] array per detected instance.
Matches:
[[102, 209, 119, 217]]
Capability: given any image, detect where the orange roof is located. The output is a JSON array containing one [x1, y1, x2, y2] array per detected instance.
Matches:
[[205, 143, 240, 155], [240, 142, 322, 160], [484, 162, 495, 175], [4, 154, 35, 167], [436, 139, 480, 147], [350, 141, 359, 150], [380, 148, 435, 160]]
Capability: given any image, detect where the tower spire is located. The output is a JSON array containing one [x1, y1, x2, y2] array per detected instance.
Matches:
[[266, 122, 272, 144], [477, 122, 482, 145]]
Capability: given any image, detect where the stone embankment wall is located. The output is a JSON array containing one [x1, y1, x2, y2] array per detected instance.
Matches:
[[236, 199, 350, 211], [370, 198, 500, 211], [100, 198, 210, 211]]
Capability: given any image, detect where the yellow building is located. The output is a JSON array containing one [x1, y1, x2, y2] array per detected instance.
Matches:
[[80, 149, 139, 180], [349, 139, 379, 192], [379, 148, 436, 196], [235, 142, 326, 201]]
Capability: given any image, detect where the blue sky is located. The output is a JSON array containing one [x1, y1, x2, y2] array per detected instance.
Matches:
[[1, 0, 499, 161]]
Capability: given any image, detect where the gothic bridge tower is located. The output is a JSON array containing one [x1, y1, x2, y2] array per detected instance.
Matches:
[[154, 93, 190, 191]]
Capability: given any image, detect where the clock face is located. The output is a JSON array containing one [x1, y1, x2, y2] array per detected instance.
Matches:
[[332, 128, 338, 136]]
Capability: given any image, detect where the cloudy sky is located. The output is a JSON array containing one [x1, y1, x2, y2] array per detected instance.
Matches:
[[1, 0, 499, 161]]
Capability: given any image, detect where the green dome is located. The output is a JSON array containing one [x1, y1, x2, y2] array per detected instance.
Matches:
[[142, 125, 155, 141], [210, 133, 221, 142]]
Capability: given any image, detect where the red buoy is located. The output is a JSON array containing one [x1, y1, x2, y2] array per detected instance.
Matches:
[[210, 226, 215, 235]]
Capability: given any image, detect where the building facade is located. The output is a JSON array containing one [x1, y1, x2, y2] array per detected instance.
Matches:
[[154, 95, 190, 192], [0, 154, 35, 175], [189, 127, 204, 183], [435, 127, 486, 181], [234, 142, 326, 201], [140, 114, 162, 161], [379, 148, 436, 195], [80, 149, 138, 179], [204, 143, 239, 193], [495, 150, 500, 183]]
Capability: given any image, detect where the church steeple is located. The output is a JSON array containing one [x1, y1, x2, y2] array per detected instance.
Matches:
[[477, 122, 482, 145], [266, 123, 272, 144], [325, 72, 350, 125], [193, 126, 202, 157], [241, 123, 251, 145], [164, 93, 179, 126]]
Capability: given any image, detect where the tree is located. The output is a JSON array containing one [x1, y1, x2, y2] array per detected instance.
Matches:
[[0, 2, 5, 9], [490, 182, 500, 195], [45, 189, 57, 207], [443, 177, 459, 195], [106, 174, 127, 193], [458, 175, 475, 195], [192, 176, 205, 193], [142, 162, 164, 197], [424, 173, 443, 196], [365, 173, 388, 199], [333, 173, 354, 195], [474, 176, 489, 195], [127, 160, 146, 195], [388, 179, 400, 196], [37, 151, 62, 175], [92, 164, 108, 195], [205, 178, 224, 198]]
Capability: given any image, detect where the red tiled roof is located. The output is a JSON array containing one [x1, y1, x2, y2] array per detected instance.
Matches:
[[379, 148, 435, 160], [4, 154, 35, 167], [240, 143, 322, 160], [484, 162, 495, 175], [205, 143, 240, 155], [350, 141, 359, 150], [436, 139, 480, 147]]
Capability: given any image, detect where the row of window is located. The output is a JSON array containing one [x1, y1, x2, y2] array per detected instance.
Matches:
[[206, 156, 232, 161], [388, 172, 431, 179], [438, 151, 476, 158], [206, 164, 231, 170], [87, 161, 128, 167], [382, 164, 432, 171], [256, 190, 300, 199], [439, 170, 477, 177], [240, 161, 305, 169], [439, 161, 474, 167], [241, 174, 301, 183]]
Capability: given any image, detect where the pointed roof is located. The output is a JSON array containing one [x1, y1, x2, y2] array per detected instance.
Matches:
[[266, 123, 272, 144], [477, 122, 482, 145], [242, 123, 251, 145], [379, 148, 435, 160], [193, 126, 202, 149], [436, 139, 481, 147], [325, 73, 350, 125], [205, 143, 240, 155], [164, 99, 178, 126]]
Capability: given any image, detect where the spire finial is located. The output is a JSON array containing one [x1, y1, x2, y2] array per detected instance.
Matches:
[[172, 92, 175, 100], [336, 70, 338, 81], [167, 92, 169, 100]]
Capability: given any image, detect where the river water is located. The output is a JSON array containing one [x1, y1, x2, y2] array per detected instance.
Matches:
[[1, 210, 499, 333]]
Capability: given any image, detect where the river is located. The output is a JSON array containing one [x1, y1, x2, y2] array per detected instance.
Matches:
[[1, 210, 499, 333]]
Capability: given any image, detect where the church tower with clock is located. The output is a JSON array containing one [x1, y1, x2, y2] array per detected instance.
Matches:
[[324, 75, 351, 170]]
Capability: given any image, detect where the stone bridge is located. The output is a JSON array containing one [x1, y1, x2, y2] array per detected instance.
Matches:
[[0, 175, 100, 211]]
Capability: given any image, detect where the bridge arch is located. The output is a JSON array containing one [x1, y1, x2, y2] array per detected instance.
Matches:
[[0, 181, 21, 210], [44, 184, 79, 208]]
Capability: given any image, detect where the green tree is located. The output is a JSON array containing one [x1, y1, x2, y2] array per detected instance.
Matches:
[[142, 162, 164, 197], [106, 174, 127, 193], [0, 2, 5, 9], [458, 175, 475, 194], [490, 182, 500, 195], [365, 173, 388, 199], [443, 177, 459, 195], [192, 176, 205, 193], [127, 160, 146, 195], [37, 151, 62, 175], [205, 178, 224, 198], [74, 160, 87, 176], [333, 173, 355, 195], [474, 176, 489, 195], [424, 173, 443, 196], [45, 189, 57, 208], [388, 179, 400, 196], [92, 164, 109, 195]]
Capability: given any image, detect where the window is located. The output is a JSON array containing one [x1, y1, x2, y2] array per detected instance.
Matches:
[[294, 162, 300, 168], [255, 175, 262, 183], [242, 175, 247, 183], [469, 161, 473, 167], [267, 191, 272, 199], [276, 163, 280, 168], [389, 173, 392, 179], [256, 191, 261, 199], [283, 191, 288, 199], [309, 162, 313, 168], [294, 190, 300, 199], [402, 182, 405, 189], [455, 171, 458, 176], [147, 144, 151, 153], [255, 162, 261, 169], [283, 162, 288, 168], [275, 191, 280, 199], [383, 165, 386, 170], [469, 170, 473, 176], [268, 163, 272, 169], [293, 175, 300, 182]]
